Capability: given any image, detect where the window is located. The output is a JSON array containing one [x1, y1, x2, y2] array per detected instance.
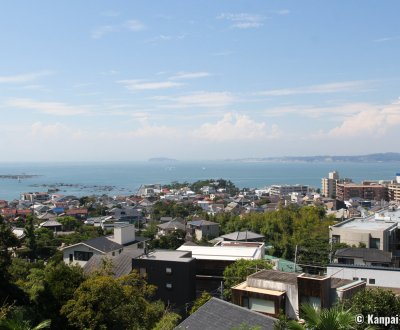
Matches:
[[74, 251, 93, 261], [338, 258, 354, 265], [369, 238, 380, 249], [165, 283, 172, 289], [361, 278, 367, 282], [139, 267, 147, 277], [353, 277, 359, 281], [369, 278, 376, 284], [166, 267, 172, 274], [332, 235, 340, 244]]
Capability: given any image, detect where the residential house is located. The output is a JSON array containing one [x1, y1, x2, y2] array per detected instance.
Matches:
[[62, 224, 147, 266], [175, 298, 277, 330], [157, 218, 186, 236], [132, 250, 196, 312], [219, 230, 265, 242], [40, 220, 62, 232], [231, 269, 365, 319], [186, 219, 219, 241], [333, 248, 394, 267]]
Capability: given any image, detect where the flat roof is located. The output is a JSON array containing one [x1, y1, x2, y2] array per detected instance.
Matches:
[[232, 281, 285, 296], [177, 245, 262, 261], [333, 218, 396, 230], [139, 250, 193, 262], [249, 269, 299, 284]]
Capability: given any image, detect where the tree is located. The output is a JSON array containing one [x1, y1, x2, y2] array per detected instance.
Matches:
[[61, 272, 164, 330], [150, 230, 186, 250], [153, 312, 181, 330], [190, 291, 212, 314], [24, 216, 37, 260], [0, 307, 51, 330], [0, 221, 20, 280], [342, 287, 400, 330], [223, 259, 272, 299], [286, 304, 357, 330], [57, 216, 82, 231]]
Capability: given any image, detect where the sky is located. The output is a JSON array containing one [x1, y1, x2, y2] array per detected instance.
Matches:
[[1, 1, 400, 161]]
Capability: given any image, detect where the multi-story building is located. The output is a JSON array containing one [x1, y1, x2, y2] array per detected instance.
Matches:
[[329, 207, 400, 254], [231, 269, 364, 319], [336, 182, 388, 202], [269, 184, 308, 197], [388, 173, 400, 202], [321, 171, 339, 198], [132, 250, 196, 311]]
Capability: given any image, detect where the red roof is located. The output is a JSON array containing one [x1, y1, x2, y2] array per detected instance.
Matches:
[[66, 208, 88, 215]]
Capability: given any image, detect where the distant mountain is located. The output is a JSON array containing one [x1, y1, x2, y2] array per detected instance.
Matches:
[[227, 152, 400, 163], [148, 157, 178, 162]]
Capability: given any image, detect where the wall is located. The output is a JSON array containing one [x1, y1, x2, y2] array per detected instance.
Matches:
[[62, 244, 104, 267], [327, 265, 400, 288]]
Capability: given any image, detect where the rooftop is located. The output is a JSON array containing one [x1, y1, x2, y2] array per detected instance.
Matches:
[[232, 281, 285, 296], [335, 248, 392, 263], [177, 244, 263, 261], [175, 298, 276, 330], [249, 269, 299, 285], [139, 250, 193, 262]]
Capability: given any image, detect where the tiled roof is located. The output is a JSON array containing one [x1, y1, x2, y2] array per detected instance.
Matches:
[[175, 298, 276, 330], [335, 248, 392, 263]]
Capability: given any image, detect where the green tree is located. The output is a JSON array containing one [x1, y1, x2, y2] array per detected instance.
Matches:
[[0, 307, 50, 330], [0, 221, 19, 280], [286, 304, 357, 330], [342, 287, 400, 330], [190, 292, 212, 314], [24, 216, 37, 260], [57, 216, 82, 231], [223, 259, 272, 299], [151, 229, 186, 250], [153, 312, 181, 330], [61, 271, 164, 330]]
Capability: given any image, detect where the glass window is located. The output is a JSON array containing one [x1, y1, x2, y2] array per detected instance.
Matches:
[[369, 238, 380, 249], [369, 278, 376, 284], [166, 283, 172, 289], [166, 267, 172, 274], [74, 251, 93, 261], [139, 267, 147, 277]]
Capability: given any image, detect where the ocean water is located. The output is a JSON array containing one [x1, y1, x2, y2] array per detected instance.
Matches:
[[0, 161, 399, 201]]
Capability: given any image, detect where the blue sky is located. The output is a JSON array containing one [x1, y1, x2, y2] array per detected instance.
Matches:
[[1, 1, 400, 161]]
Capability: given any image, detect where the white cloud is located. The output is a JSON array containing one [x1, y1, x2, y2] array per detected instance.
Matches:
[[192, 113, 280, 141], [124, 20, 146, 31], [373, 36, 400, 42], [217, 13, 265, 29], [91, 25, 117, 39], [323, 102, 400, 138], [146, 34, 185, 43], [169, 72, 210, 80], [31, 122, 66, 138], [7, 98, 91, 116], [0, 71, 53, 84], [155, 91, 235, 108], [258, 80, 373, 96], [118, 79, 183, 91]]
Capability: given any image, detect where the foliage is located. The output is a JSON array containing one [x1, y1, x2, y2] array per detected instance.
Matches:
[[58, 225, 103, 245], [150, 229, 186, 250], [212, 205, 336, 265], [57, 216, 82, 231], [286, 304, 357, 330], [190, 291, 212, 315], [342, 287, 400, 330], [61, 271, 164, 330], [0, 306, 51, 330], [0, 221, 20, 280], [152, 312, 181, 330], [141, 221, 158, 239], [152, 200, 201, 220], [190, 179, 239, 195], [223, 259, 272, 299], [24, 216, 37, 260]]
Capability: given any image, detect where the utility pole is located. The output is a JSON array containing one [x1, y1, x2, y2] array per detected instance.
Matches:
[[294, 244, 298, 272]]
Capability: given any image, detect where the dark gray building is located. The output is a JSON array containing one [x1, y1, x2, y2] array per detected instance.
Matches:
[[132, 250, 196, 312]]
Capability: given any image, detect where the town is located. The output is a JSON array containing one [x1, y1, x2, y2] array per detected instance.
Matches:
[[1, 172, 400, 329]]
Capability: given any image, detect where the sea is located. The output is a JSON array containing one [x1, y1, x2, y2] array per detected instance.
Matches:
[[0, 161, 399, 201]]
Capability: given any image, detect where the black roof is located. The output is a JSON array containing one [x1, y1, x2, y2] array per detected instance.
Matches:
[[83, 248, 144, 278], [83, 236, 123, 253], [175, 298, 276, 330], [335, 248, 392, 263]]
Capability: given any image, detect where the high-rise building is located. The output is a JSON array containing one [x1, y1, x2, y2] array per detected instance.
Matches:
[[321, 171, 339, 198]]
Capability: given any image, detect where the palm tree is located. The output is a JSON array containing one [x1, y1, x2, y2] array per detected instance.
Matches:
[[0, 315, 51, 330], [286, 304, 357, 330]]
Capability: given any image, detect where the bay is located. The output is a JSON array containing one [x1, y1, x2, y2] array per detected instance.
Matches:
[[0, 161, 399, 201]]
